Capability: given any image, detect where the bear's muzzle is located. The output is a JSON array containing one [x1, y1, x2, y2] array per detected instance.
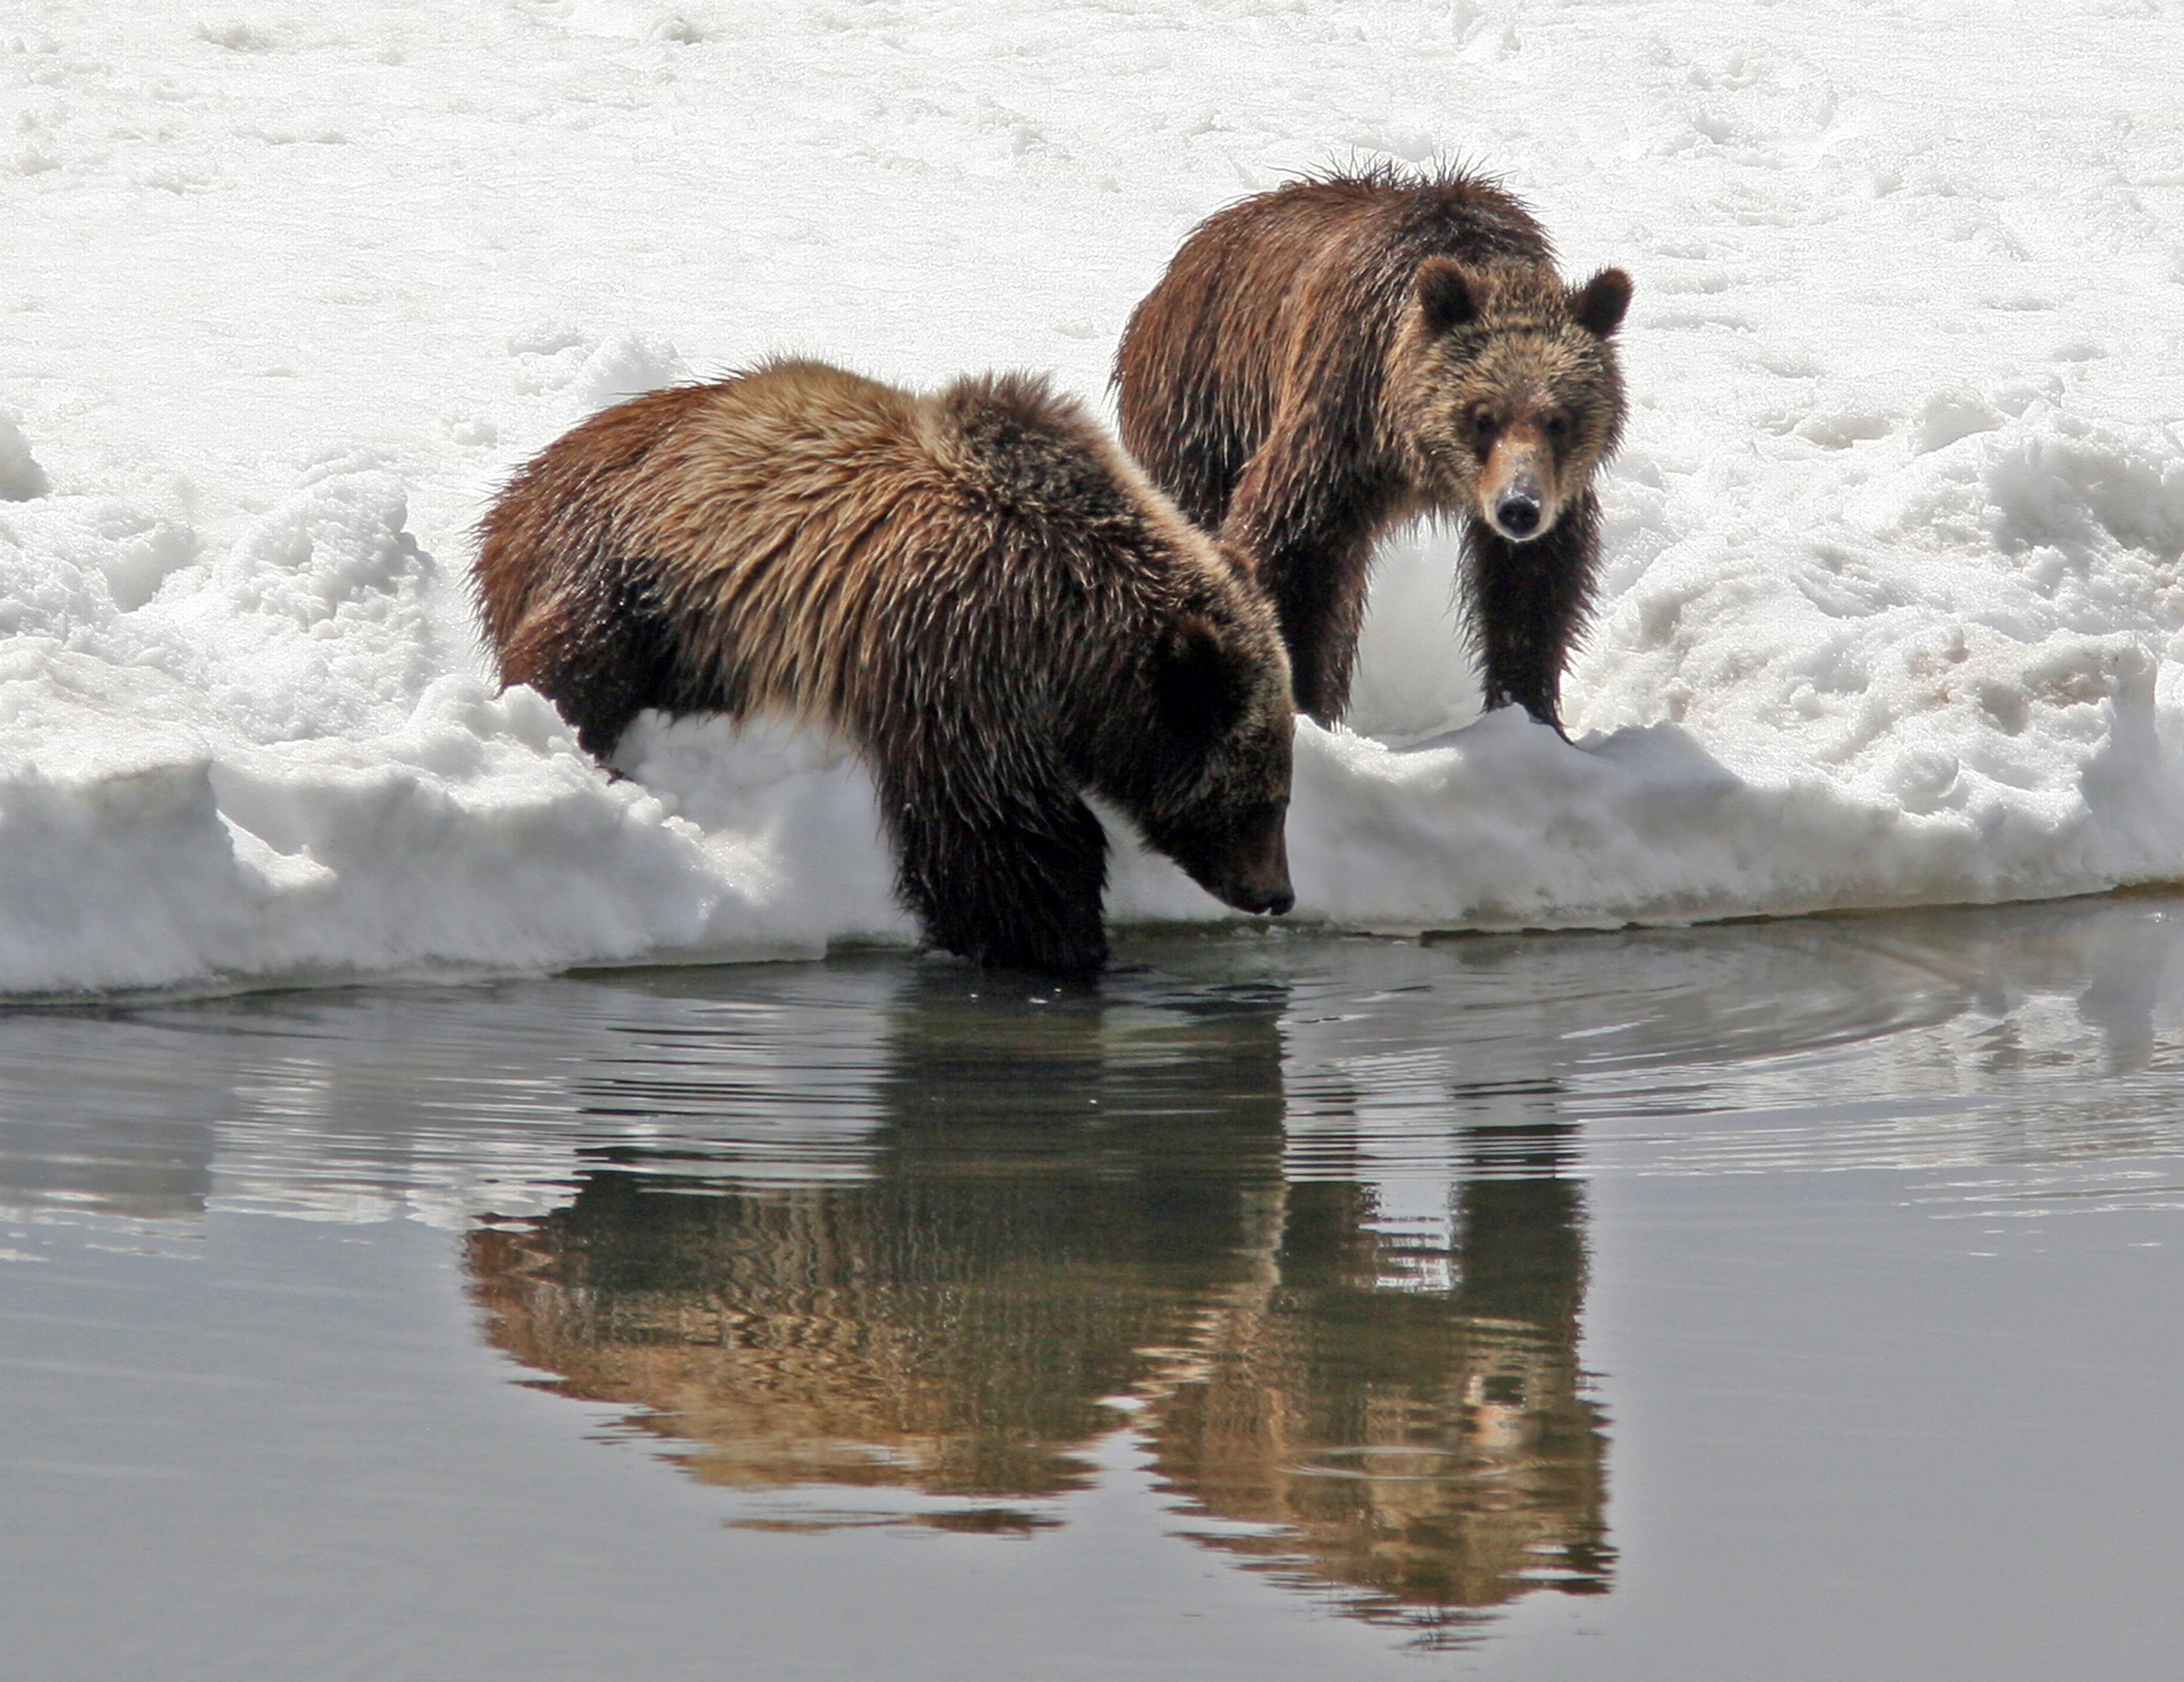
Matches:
[[1479, 429, 1560, 544], [1209, 817, 1293, 918]]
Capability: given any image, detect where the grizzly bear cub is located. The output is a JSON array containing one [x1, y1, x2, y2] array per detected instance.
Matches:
[[474, 360, 1296, 974], [1115, 163, 1632, 732]]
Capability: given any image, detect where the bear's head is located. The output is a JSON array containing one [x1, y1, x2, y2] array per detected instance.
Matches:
[[1089, 559, 1296, 920], [944, 370, 1296, 925], [1388, 260, 1632, 544]]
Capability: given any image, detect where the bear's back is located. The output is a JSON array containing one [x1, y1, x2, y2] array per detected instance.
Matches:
[[1117, 167, 1552, 534], [1194, 168, 1552, 295], [634, 363, 1205, 731]]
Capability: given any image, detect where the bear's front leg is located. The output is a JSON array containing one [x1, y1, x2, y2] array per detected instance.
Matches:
[[1462, 492, 1603, 735], [884, 771, 1111, 973]]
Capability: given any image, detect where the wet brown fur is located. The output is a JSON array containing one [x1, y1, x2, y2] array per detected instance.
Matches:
[[474, 360, 1294, 974], [1115, 163, 1631, 729]]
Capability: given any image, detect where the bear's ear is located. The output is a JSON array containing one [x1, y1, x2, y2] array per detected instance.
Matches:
[[1155, 611, 1247, 738], [1416, 258, 1480, 335], [1572, 267, 1633, 338]]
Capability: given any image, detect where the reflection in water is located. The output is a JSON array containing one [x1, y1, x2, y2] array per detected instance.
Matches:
[[466, 967, 1608, 1640], [1153, 1130, 1606, 1633], [16, 900, 2184, 1648]]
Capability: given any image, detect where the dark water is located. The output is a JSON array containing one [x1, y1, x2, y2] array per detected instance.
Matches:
[[4, 903, 2183, 1679]]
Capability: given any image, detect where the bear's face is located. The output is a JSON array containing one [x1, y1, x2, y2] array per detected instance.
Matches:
[[1388, 261, 1631, 543], [1095, 578, 1296, 919]]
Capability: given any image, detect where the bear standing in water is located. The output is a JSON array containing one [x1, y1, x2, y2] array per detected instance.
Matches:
[[474, 361, 1294, 974], [1115, 164, 1632, 732]]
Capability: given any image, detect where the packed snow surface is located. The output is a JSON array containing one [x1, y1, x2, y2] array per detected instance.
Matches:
[[6, 1, 2184, 995]]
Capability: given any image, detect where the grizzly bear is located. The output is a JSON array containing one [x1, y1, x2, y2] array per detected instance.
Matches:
[[473, 360, 1296, 974], [1115, 164, 1632, 732]]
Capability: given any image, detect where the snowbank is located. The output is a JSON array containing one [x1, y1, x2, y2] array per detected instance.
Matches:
[[5, 1, 2183, 995]]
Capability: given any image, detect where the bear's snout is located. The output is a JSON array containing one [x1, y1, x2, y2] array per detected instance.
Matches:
[[1479, 433, 1557, 544], [1221, 876, 1293, 917], [1494, 486, 1544, 538], [1211, 815, 1293, 918], [1221, 873, 1294, 917]]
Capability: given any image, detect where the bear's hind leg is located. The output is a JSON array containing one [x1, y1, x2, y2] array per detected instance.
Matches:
[[498, 554, 687, 762], [1221, 421, 1391, 726]]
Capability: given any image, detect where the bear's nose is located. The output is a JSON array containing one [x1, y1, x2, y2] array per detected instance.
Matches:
[[1495, 493, 1542, 538], [1265, 888, 1296, 917]]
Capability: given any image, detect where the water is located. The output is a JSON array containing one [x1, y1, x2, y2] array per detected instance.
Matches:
[[4, 903, 2183, 1680]]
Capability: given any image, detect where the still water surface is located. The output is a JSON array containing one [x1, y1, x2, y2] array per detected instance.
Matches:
[[5, 903, 2183, 1679]]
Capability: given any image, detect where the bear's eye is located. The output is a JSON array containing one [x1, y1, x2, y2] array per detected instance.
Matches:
[[1470, 407, 1498, 441], [1544, 412, 1572, 444]]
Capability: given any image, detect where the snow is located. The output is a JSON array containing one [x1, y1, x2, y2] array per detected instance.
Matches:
[[5, 0, 2183, 996]]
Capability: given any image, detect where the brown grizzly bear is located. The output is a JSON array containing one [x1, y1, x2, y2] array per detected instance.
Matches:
[[473, 359, 1295, 974], [1114, 163, 1632, 732]]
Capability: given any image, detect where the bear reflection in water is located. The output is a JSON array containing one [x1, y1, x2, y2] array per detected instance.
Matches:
[[466, 968, 1608, 1641]]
